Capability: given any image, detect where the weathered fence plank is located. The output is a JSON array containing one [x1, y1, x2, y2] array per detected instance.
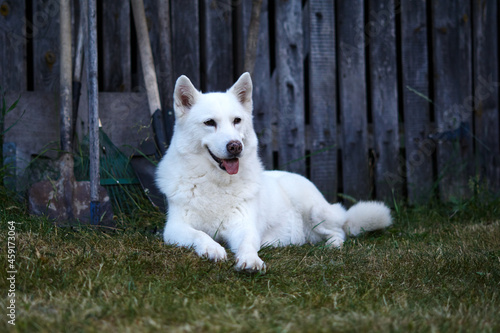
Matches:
[[432, 2, 473, 201], [336, 0, 370, 200], [367, 0, 400, 202], [240, 0, 273, 169], [472, 0, 500, 193], [156, 0, 175, 142], [102, 0, 131, 92], [134, 0, 159, 95], [171, 0, 200, 88], [400, 0, 433, 204], [201, 0, 233, 92], [0, 0, 27, 91], [32, 0, 60, 92], [307, 0, 337, 202], [275, 0, 305, 175]]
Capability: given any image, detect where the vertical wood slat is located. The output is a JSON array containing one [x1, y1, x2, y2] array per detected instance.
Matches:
[[201, 0, 233, 92], [432, 2, 473, 201], [275, 0, 305, 176], [171, 0, 200, 88], [143, 0, 159, 64], [367, 0, 400, 201], [269, 70, 279, 167], [102, 0, 131, 92], [240, 0, 273, 169], [0, 0, 27, 91], [400, 0, 433, 204], [336, 0, 370, 200], [472, 0, 500, 193], [308, 0, 337, 202], [32, 0, 60, 92], [156, 0, 175, 143]]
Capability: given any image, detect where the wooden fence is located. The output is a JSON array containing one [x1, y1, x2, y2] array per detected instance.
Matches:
[[1, 0, 499, 204]]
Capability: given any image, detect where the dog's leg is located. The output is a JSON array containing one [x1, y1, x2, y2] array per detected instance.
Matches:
[[163, 219, 227, 261], [310, 203, 347, 248], [225, 225, 265, 272]]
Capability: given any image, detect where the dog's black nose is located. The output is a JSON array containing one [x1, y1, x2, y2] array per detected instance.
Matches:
[[227, 140, 242, 156]]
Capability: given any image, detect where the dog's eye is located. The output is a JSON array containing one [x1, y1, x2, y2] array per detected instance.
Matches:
[[234, 117, 241, 125], [204, 119, 216, 127]]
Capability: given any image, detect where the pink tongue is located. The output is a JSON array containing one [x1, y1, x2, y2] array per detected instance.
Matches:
[[222, 159, 239, 175]]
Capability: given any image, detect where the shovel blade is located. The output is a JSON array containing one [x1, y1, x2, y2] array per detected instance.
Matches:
[[28, 179, 114, 226]]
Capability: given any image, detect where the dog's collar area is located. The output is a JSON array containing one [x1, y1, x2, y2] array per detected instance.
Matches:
[[207, 148, 239, 175]]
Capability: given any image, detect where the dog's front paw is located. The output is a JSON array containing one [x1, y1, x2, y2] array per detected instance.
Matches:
[[326, 237, 344, 248], [195, 241, 228, 262], [235, 253, 266, 273]]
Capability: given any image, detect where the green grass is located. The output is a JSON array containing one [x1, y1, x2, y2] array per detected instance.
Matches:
[[0, 186, 499, 332]]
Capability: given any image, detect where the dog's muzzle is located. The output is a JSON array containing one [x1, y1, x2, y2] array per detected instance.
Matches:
[[208, 140, 242, 175]]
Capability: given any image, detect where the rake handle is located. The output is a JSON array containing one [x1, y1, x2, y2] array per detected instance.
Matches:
[[87, 0, 100, 224], [60, 0, 72, 153]]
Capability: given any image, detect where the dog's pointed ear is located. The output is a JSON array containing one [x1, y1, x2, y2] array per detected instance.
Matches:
[[229, 72, 253, 112], [174, 75, 199, 117]]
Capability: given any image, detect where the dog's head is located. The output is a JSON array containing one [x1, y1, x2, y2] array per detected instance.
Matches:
[[172, 72, 257, 175]]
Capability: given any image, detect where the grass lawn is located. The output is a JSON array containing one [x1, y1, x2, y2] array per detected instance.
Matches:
[[0, 187, 499, 332]]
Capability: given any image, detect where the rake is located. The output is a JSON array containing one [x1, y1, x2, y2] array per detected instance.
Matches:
[[74, 121, 151, 216]]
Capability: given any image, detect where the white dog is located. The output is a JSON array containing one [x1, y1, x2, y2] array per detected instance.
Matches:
[[156, 73, 392, 272]]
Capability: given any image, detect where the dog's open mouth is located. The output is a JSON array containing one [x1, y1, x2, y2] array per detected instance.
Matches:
[[208, 149, 239, 175]]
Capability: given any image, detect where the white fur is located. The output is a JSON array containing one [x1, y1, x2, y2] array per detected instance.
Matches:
[[343, 201, 393, 236], [156, 73, 392, 272]]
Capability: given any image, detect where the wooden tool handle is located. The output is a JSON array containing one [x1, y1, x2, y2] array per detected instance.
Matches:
[[131, 0, 162, 116]]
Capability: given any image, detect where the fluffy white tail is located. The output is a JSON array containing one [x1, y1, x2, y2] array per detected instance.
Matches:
[[343, 201, 392, 236]]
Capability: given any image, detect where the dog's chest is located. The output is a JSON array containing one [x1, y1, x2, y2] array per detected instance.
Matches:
[[172, 175, 259, 234]]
